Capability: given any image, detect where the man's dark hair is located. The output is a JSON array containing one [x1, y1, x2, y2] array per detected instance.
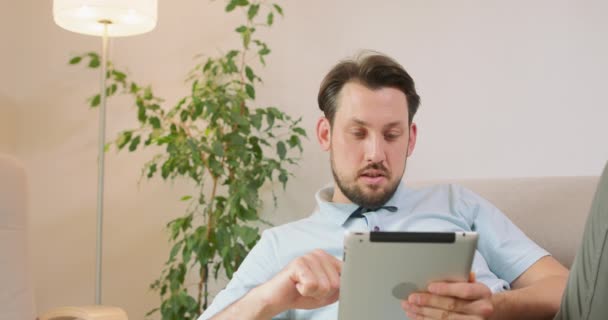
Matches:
[[317, 51, 420, 125]]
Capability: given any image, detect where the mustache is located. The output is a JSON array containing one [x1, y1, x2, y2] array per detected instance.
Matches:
[[357, 162, 390, 177]]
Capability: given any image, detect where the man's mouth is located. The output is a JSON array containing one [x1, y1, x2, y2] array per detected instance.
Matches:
[[360, 170, 385, 178], [359, 170, 387, 185]]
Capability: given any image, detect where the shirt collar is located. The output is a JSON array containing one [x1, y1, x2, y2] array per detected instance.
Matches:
[[313, 181, 407, 227]]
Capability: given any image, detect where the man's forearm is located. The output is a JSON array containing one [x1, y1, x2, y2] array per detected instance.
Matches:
[[210, 286, 280, 320], [490, 275, 567, 320]]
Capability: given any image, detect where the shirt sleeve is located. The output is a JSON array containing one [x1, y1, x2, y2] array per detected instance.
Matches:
[[198, 230, 289, 319], [455, 185, 549, 284]]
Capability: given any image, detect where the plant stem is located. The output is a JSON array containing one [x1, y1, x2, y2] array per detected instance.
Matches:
[[205, 176, 219, 240], [197, 263, 209, 312]]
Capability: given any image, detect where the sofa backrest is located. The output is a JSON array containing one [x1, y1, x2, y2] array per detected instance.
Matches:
[[410, 176, 599, 268]]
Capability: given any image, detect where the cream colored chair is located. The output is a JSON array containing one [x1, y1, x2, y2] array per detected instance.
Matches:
[[38, 306, 127, 320], [0, 154, 36, 320], [0, 154, 127, 320]]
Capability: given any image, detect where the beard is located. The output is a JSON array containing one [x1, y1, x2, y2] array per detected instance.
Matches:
[[330, 153, 405, 209]]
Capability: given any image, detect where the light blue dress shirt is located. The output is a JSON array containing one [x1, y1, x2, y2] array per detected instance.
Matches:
[[199, 182, 548, 319]]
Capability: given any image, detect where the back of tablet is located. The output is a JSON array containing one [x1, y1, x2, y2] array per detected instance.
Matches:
[[338, 231, 478, 320]]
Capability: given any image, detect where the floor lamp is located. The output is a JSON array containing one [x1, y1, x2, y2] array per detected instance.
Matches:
[[53, 0, 157, 305]]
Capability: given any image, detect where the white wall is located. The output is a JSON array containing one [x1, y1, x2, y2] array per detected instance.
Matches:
[[0, 102, 16, 155], [2, 0, 607, 319]]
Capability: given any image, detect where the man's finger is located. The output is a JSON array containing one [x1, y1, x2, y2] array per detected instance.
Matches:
[[312, 250, 341, 292], [300, 255, 331, 298], [290, 259, 315, 294], [407, 293, 466, 313], [402, 301, 477, 320], [316, 249, 343, 272], [427, 282, 491, 300], [407, 292, 493, 317]]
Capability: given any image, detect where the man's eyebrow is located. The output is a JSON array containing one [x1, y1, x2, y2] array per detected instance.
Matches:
[[349, 118, 404, 129], [382, 121, 404, 129], [350, 118, 369, 126]]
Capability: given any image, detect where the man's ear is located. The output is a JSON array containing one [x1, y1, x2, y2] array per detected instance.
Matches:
[[407, 122, 417, 157], [316, 116, 331, 151]]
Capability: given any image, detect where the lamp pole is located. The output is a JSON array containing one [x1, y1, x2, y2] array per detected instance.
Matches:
[[53, 0, 158, 305], [95, 20, 110, 305]]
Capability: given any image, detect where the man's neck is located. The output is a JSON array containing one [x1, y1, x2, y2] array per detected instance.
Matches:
[[330, 185, 353, 204]]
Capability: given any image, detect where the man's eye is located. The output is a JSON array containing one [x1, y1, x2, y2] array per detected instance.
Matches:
[[385, 132, 401, 141], [352, 131, 366, 138]]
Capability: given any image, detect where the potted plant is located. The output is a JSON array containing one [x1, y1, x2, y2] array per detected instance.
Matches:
[[69, 1, 305, 319]]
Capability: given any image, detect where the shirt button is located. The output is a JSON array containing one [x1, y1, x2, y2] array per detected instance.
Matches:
[[373, 226, 380, 231]]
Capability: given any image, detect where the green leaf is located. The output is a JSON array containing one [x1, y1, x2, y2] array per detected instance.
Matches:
[[106, 83, 117, 96], [144, 308, 159, 317], [266, 112, 275, 128], [180, 110, 188, 122], [149, 117, 161, 129], [193, 102, 203, 119], [279, 171, 288, 189], [225, 0, 237, 12], [128, 136, 141, 152], [250, 113, 262, 130], [245, 66, 255, 82], [267, 12, 274, 26], [111, 70, 126, 81], [245, 84, 255, 99], [69, 56, 82, 65], [235, 25, 247, 33], [242, 29, 252, 48], [236, 225, 259, 246], [90, 94, 101, 107], [227, 0, 249, 12], [137, 105, 147, 122], [288, 135, 302, 151], [147, 163, 157, 178], [169, 241, 182, 260], [130, 82, 139, 93], [117, 131, 133, 149], [180, 195, 192, 201], [252, 141, 262, 159], [276, 141, 286, 160], [247, 4, 259, 20], [273, 3, 284, 16], [293, 127, 307, 137], [143, 87, 153, 100], [212, 140, 224, 157], [88, 57, 100, 68]]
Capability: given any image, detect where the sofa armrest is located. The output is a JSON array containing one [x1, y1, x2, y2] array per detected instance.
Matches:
[[39, 306, 127, 320]]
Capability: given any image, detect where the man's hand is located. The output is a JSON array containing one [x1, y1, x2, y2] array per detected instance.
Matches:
[[401, 274, 494, 320], [258, 249, 342, 314]]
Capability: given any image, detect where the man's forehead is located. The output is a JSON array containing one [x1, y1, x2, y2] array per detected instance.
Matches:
[[334, 82, 409, 126]]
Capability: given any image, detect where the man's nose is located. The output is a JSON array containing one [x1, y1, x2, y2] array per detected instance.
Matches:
[[364, 135, 386, 163]]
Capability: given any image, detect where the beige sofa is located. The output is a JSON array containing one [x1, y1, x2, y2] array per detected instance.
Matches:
[[0, 153, 599, 319]]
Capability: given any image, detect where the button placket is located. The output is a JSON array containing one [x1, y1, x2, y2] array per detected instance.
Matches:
[[367, 212, 380, 231]]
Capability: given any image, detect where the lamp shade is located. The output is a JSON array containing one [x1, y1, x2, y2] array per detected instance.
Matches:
[[53, 0, 157, 37]]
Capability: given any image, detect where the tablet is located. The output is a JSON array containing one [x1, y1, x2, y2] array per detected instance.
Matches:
[[338, 231, 478, 320]]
